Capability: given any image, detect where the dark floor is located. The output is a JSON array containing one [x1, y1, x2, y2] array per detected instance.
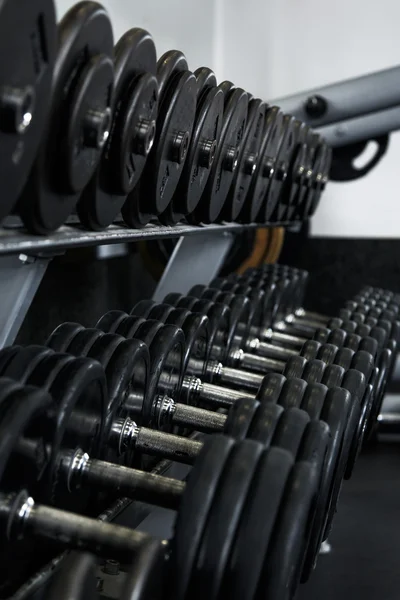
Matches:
[[298, 441, 400, 600]]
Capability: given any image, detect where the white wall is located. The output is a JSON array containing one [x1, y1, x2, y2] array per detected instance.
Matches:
[[56, 0, 400, 238], [218, 0, 400, 238]]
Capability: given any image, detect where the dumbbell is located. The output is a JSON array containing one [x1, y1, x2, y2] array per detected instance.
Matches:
[[0, 376, 320, 600], [77, 27, 159, 230], [17, 1, 115, 234], [0, 0, 56, 222]]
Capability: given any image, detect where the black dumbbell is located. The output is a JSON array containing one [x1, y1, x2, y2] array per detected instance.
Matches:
[[17, 1, 115, 233]]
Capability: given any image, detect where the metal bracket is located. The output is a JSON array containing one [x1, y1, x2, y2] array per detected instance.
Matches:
[[0, 254, 51, 348], [152, 231, 234, 301]]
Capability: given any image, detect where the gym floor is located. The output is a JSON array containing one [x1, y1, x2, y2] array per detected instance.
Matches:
[[298, 440, 400, 600]]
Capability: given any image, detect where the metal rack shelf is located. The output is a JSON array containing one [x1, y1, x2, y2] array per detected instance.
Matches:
[[0, 221, 284, 257]]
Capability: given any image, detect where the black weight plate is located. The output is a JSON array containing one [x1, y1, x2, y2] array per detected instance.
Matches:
[[189, 86, 248, 223], [350, 350, 375, 382], [326, 328, 348, 348], [170, 435, 235, 600], [78, 28, 158, 229], [301, 387, 350, 581], [224, 98, 267, 222], [358, 336, 379, 359], [95, 310, 129, 333], [115, 316, 148, 339], [190, 438, 264, 600], [301, 359, 327, 384], [0, 346, 22, 376], [333, 347, 356, 371], [272, 407, 310, 456], [121, 539, 165, 600], [259, 460, 319, 600], [346, 374, 376, 480], [66, 328, 104, 357], [291, 126, 315, 221], [256, 372, 286, 403], [308, 143, 331, 216], [168, 312, 209, 380], [130, 299, 157, 318], [283, 355, 308, 379], [321, 363, 345, 388], [47, 552, 98, 600], [46, 322, 85, 352], [316, 343, 340, 365], [302, 141, 326, 218], [264, 115, 297, 222], [300, 383, 328, 419], [223, 397, 260, 440], [160, 80, 224, 224], [300, 340, 321, 361], [243, 107, 283, 223], [246, 402, 284, 446], [139, 325, 185, 429], [29, 354, 107, 509], [145, 304, 174, 322], [122, 318, 164, 346], [0, 384, 52, 492], [278, 378, 308, 409], [312, 328, 330, 344], [89, 336, 148, 464], [223, 447, 293, 600], [123, 53, 197, 226], [195, 67, 217, 96], [0, 0, 56, 221], [341, 332, 362, 353], [294, 132, 321, 221], [18, 2, 114, 233], [3, 345, 53, 383]]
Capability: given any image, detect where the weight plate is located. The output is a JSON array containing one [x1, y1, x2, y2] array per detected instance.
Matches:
[[27, 353, 107, 509], [160, 74, 224, 224], [256, 372, 286, 403], [130, 299, 157, 318], [301, 387, 350, 581], [302, 140, 326, 219], [18, 2, 114, 233], [244, 107, 284, 223], [46, 322, 86, 352], [272, 407, 310, 456], [224, 98, 267, 222], [123, 51, 197, 226], [301, 359, 327, 384], [294, 132, 321, 221], [167, 312, 209, 381], [0, 346, 23, 375], [308, 143, 331, 216], [358, 336, 378, 359], [300, 383, 328, 419], [65, 328, 104, 357], [170, 435, 235, 600], [350, 350, 374, 382], [300, 340, 322, 361], [3, 345, 53, 383], [278, 378, 308, 409], [115, 316, 148, 339], [189, 85, 248, 223], [78, 28, 158, 229], [224, 447, 293, 600], [316, 343, 340, 365], [143, 303, 173, 322], [223, 397, 260, 440], [121, 539, 165, 600], [263, 115, 296, 222], [95, 310, 130, 334], [326, 328, 348, 348], [0, 383, 51, 493], [320, 363, 345, 388], [247, 402, 284, 446], [191, 439, 263, 600], [0, 0, 56, 221], [260, 461, 319, 600], [283, 355, 308, 379], [311, 328, 329, 344], [46, 552, 98, 600]]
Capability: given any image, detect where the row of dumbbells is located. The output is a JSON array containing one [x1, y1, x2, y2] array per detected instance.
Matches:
[[3, 0, 330, 235], [0, 266, 396, 599], [0, 265, 397, 599]]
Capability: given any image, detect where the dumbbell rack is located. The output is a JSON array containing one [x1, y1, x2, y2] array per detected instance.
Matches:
[[0, 219, 302, 600]]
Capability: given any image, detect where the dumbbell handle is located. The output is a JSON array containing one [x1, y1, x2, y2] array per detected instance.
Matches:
[[1, 490, 154, 561], [61, 449, 185, 510]]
